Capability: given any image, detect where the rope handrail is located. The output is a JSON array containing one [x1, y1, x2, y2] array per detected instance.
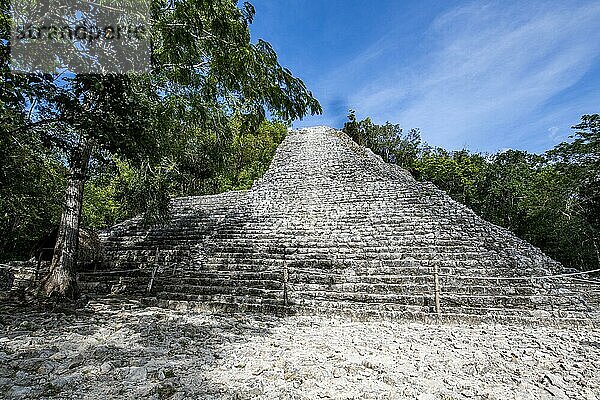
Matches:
[[2, 262, 599, 285], [287, 266, 600, 282], [568, 277, 600, 285], [79, 269, 146, 275], [439, 267, 600, 281], [287, 266, 435, 280]]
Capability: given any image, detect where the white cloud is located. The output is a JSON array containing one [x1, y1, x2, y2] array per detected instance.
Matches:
[[548, 126, 561, 141], [340, 1, 600, 151]]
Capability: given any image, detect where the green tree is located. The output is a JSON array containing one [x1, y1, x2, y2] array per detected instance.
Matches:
[[2, 0, 321, 299], [545, 114, 600, 270], [414, 147, 488, 209], [0, 132, 67, 261], [342, 110, 421, 170], [478, 150, 543, 233], [212, 119, 288, 192], [80, 119, 289, 231], [0, 1, 67, 261]]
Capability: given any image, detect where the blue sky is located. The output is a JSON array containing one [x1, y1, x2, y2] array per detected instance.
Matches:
[[249, 0, 600, 153]]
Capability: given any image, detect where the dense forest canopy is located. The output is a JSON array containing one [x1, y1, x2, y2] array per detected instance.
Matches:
[[343, 111, 600, 273]]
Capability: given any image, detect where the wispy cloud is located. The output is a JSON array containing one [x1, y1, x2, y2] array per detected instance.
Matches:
[[337, 1, 600, 151]]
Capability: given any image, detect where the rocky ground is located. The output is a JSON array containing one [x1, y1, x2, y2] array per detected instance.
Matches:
[[0, 298, 599, 399]]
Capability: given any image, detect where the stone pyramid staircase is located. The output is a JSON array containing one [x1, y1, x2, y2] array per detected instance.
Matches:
[[82, 127, 598, 322]]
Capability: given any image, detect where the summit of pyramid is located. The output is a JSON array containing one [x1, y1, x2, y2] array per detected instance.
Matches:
[[255, 126, 413, 189], [91, 127, 597, 323]]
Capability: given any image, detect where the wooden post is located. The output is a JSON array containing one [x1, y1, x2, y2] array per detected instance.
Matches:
[[147, 248, 159, 294], [283, 256, 289, 307], [35, 251, 43, 283], [147, 264, 159, 294], [433, 264, 441, 317]]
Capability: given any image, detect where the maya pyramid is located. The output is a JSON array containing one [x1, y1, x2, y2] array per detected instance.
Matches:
[[88, 127, 596, 322]]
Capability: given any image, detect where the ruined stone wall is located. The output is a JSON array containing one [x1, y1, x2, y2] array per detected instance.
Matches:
[[85, 127, 598, 322]]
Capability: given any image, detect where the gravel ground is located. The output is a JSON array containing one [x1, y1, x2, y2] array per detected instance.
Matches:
[[0, 298, 599, 399]]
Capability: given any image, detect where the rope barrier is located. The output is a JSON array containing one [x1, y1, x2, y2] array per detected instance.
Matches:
[[2, 262, 599, 284], [439, 267, 600, 281], [79, 269, 144, 275], [288, 267, 436, 279], [287, 266, 600, 283], [568, 277, 600, 285], [536, 267, 600, 278]]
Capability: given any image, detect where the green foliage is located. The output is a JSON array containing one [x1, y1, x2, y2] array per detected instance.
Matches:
[[151, 0, 321, 127], [478, 150, 544, 233], [79, 119, 287, 229], [0, 133, 66, 261], [1, 8, 66, 259], [114, 159, 175, 226], [342, 110, 421, 169], [544, 114, 600, 269], [82, 160, 132, 229], [414, 148, 488, 209], [216, 119, 288, 192]]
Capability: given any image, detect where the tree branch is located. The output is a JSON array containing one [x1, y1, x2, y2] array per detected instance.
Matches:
[[8, 118, 62, 135]]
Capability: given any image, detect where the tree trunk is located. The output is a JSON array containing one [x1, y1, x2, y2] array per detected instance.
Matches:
[[41, 135, 94, 299]]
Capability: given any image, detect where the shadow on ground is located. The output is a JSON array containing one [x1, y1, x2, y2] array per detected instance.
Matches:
[[0, 297, 280, 399]]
